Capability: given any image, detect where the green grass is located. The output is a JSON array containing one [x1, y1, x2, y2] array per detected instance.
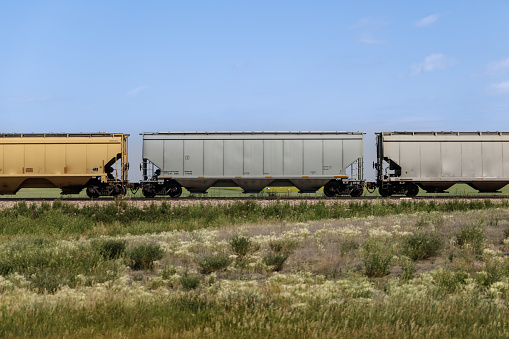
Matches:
[[1, 199, 509, 337], [1, 199, 508, 238], [1, 274, 508, 338]]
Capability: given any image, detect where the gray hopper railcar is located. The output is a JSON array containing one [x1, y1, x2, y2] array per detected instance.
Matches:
[[375, 131, 509, 196], [141, 132, 364, 198]]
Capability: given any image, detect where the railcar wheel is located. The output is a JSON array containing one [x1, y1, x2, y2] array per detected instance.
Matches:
[[323, 183, 337, 197], [113, 184, 126, 197], [86, 185, 100, 199], [379, 186, 393, 197], [405, 183, 419, 197], [168, 184, 182, 198], [350, 187, 363, 197], [142, 185, 156, 198]]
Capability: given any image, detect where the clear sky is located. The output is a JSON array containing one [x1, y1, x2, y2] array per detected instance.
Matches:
[[2, 1, 509, 181]]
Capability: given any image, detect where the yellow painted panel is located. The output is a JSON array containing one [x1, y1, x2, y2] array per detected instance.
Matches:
[[0, 145, 3, 174], [107, 144, 122, 176], [108, 144, 121, 162], [87, 144, 108, 174], [4, 145, 24, 174], [45, 144, 66, 174], [25, 144, 45, 174], [66, 144, 87, 174]]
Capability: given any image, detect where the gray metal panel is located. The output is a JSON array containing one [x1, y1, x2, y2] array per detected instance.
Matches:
[[183, 140, 203, 176], [323, 140, 343, 175], [263, 140, 283, 176], [420, 142, 439, 178], [400, 142, 421, 177], [504, 144, 509, 177], [303, 140, 322, 175], [244, 140, 263, 176], [384, 142, 399, 164], [283, 140, 303, 176], [342, 139, 364, 168], [143, 139, 164, 169], [482, 142, 503, 178], [224, 140, 243, 176], [461, 142, 482, 177], [163, 140, 183, 176], [441, 142, 461, 177], [204, 140, 223, 176]]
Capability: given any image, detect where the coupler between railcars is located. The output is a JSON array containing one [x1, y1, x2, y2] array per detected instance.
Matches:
[[323, 179, 364, 198]]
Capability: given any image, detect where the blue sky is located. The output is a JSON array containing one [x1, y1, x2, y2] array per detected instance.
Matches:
[[2, 1, 509, 180]]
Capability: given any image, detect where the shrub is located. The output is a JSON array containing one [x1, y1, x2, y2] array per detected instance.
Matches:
[[503, 227, 509, 239], [432, 269, 469, 294], [269, 238, 300, 253], [263, 252, 289, 272], [180, 273, 201, 290], [128, 243, 165, 270], [197, 252, 232, 274], [229, 235, 259, 257], [340, 240, 360, 256], [400, 256, 417, 281], [159, 265, 178, 279], [476, 258, 505, 287], [456, 224, 485, 255], [30, 269, 62, 294], [92, 239, 126, 260], [361, 238, 392, 278], [401, 232, 443, 261], [416, 214, 445, 229]]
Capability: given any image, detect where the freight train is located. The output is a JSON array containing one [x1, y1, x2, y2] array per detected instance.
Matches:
[[2, 131, 509, 198]]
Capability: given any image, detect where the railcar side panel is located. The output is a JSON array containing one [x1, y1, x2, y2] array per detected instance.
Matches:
[[503, 144, 509, 177], [342, 139, 363, 170], [224, 140, 243, 176], [323, 140, 342, 175], [244, 140, 263, 176], [204, 140, 223, 176], [142, 132, 364, 196], [303, 140, 322, 175], [0, 146, 3, 174], [283, 139, 303, 176], [263, 140, 283, 175], [184, 140, 203, 177], [441, 142, 461, 178]]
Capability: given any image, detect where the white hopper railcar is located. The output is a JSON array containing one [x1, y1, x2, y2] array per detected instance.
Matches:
[[375, 131, 509, 196], [141, 131, 364, 198]]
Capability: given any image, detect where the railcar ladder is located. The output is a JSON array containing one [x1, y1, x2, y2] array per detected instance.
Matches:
[[350, 157, 364, 181]]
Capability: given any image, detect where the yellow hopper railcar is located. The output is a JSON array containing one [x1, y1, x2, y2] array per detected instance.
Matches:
[[0, 133, 129, 198]]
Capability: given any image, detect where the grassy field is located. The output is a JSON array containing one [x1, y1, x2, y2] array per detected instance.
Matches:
[[0, 199, 508, 337]]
